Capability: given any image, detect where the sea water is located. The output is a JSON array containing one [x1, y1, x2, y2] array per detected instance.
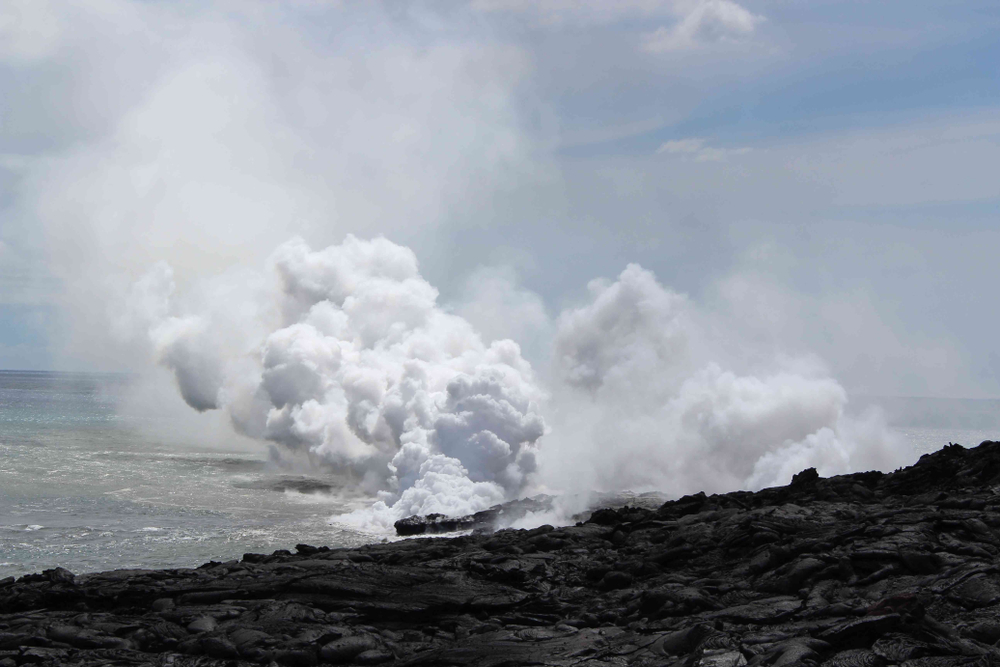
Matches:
[[0, 371, 374, 578], [1, 371, 996, 578]]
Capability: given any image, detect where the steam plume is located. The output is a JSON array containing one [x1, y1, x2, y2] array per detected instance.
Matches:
[[133, 236, 545, 528], [538, 264, 910, 503], [131, 239, 911, 529]]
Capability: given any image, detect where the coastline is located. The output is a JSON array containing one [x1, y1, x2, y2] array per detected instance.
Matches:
[[4, 441, 1000, 666]]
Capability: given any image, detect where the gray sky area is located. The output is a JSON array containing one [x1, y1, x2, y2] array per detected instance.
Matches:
[[1, 0, 999, 399]]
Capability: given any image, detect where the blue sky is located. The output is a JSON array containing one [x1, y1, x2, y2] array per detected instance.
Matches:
[[1, 0, 999, 398]]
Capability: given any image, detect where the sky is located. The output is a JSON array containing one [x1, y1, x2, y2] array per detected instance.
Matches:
[[1, 0, 999, 400]]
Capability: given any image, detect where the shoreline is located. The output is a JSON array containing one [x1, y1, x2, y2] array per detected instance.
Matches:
[[3, 441, 1000, 666]]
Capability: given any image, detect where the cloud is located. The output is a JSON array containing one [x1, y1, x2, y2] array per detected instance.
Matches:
[[0, 154, 35, 172], [557, 111, 1000, 398], [125, 238, 911, 531], [656, 137, 751, 161], [2, 0, 545, 373], [128, 236, 546, 528], [657, 137, 705, 154], [455, 265, 553, 366], [472, 0, 763, 54], [537, 263, 911, 504], [470, 0, 676, 26], [707, 267, 973, 400], [642, 0, 763, 52], [3, 0, 973, 531], [0, 0, 63, 64]]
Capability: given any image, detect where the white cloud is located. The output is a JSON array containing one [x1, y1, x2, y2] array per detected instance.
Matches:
[[470, 0, 675, 26], [0, 0, 62, 63], [6, 0, 546, 372], [537, 263, 911, 502], [456, 265, 553, 366], [648, 113, 1000, 211], [4, 0, 994, 527], [127, 236, 913, 528], [708, 268, 972, 399], [656, 137, 751, 161], [471, 0, 764, 53], [642, 0, 763, 52], [560, 110, 1000, 397], [657, 137, 705, 154], [0, 154, 35, 172], [695, 146, 752, 162], [558, 116, 669, 150], [129, 236, 546, 529]]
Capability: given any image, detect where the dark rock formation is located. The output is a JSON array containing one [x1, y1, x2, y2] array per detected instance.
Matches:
[[393, 495, 556, 536], [6, 440, 1000, 665]]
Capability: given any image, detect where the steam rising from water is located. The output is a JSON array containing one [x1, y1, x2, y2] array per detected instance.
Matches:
[[131, 236, 546, 528], [541, 264, 908, 504], [130, 236, 910, 529], [5, 1, 914, 531]]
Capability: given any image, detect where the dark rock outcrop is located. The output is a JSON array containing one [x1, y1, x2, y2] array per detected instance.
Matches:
[[5, 440, 1000, 665], [393, 495, 556, 536]]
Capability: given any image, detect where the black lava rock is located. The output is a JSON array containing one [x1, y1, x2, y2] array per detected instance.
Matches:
[[5, 441, 1000, 666]]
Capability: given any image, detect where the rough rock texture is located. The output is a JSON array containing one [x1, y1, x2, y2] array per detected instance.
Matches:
[[5, 441, 1000, 666]]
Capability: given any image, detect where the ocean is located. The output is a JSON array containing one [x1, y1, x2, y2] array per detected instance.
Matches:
[[1, 370, 997, 579], [0, 371, 374, 579]]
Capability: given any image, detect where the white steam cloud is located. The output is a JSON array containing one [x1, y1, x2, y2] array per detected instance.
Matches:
[[6, 1, 915, 532], [130, 236, 546, 528], [538, 264, 909, 503], [128, 239, 911, 530]]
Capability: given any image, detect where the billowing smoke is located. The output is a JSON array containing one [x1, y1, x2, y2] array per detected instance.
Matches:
[[130, 236, 545, 528], [129, 238, 911, 530], [5, 1, 916, 531], [537, 264, 910, 505]]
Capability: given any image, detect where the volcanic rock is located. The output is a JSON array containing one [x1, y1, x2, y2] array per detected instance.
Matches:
[[393, 495, 555, 535], [5, 441, 1000, 665]]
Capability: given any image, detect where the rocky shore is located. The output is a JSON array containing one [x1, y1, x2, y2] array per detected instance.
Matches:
[[5, 441, 1000, 666]]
